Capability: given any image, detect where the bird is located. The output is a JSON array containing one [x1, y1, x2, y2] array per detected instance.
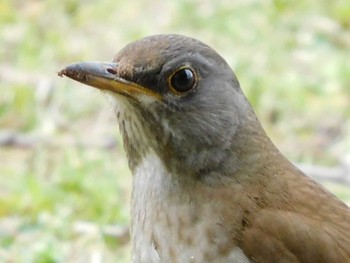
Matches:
[[58, 34, 350, 263]]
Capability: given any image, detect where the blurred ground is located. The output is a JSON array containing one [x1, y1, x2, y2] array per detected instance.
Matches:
[[1, 0, 349, 262]]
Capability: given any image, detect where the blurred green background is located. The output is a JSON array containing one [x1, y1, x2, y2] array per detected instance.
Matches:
[[1, 0, 349, 262]]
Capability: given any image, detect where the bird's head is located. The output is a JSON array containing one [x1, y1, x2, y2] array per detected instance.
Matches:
[[59, 34, 267, 178]]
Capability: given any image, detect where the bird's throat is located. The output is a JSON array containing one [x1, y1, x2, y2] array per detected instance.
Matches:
[[130, 152, 252, 263]]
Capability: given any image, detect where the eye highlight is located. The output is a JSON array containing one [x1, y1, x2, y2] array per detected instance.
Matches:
[[169, 67, 197, 93]]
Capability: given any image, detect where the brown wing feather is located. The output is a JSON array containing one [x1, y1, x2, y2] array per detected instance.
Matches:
[[241, 209, 350, 263]]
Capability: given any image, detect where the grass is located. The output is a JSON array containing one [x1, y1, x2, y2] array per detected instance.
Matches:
[[1, 0, 349, 261]]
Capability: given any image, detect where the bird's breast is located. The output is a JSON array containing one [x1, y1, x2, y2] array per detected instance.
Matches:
[[130, 152, 252, 263]]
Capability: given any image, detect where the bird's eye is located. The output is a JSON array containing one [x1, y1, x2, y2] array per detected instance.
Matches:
[[169, 67, 196, 93]]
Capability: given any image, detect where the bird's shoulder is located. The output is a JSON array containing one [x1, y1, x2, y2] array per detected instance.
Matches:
[[236, 165, 350, 263], [241, 208, 350, 263]]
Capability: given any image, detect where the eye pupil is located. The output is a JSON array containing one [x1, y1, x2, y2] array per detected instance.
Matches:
[[170, 68, 195, 92]]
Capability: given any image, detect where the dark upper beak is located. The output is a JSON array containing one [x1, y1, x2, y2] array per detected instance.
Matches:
[[58, 61, 161, 100]]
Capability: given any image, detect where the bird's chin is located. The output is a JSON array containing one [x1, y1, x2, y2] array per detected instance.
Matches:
[[105, 89, 137, 103], [106, 90, 160, 112]]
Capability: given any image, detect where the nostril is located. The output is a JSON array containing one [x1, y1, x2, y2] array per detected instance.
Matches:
[[107, 68, 117, 75]]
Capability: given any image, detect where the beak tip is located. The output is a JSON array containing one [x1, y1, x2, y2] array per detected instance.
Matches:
[[58, 68, 67, 77], [57, 63, 89, 82], [57, 62, 117, 82]]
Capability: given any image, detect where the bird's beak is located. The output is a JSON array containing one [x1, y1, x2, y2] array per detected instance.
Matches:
[[58, 61, 161, 100]]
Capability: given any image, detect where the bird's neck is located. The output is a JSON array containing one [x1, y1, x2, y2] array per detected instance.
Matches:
[[129, 150, 253, 263], [130, 151, 187, 262], [125, 106, 283, 262]]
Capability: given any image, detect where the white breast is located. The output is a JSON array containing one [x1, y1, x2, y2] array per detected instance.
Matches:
[[130, 152, 252, 263]]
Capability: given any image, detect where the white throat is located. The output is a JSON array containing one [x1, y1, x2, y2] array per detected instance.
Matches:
[[130, 152, 251, 263]]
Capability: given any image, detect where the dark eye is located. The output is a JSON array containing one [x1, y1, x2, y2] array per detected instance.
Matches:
[[169, 67, 196, 93]]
